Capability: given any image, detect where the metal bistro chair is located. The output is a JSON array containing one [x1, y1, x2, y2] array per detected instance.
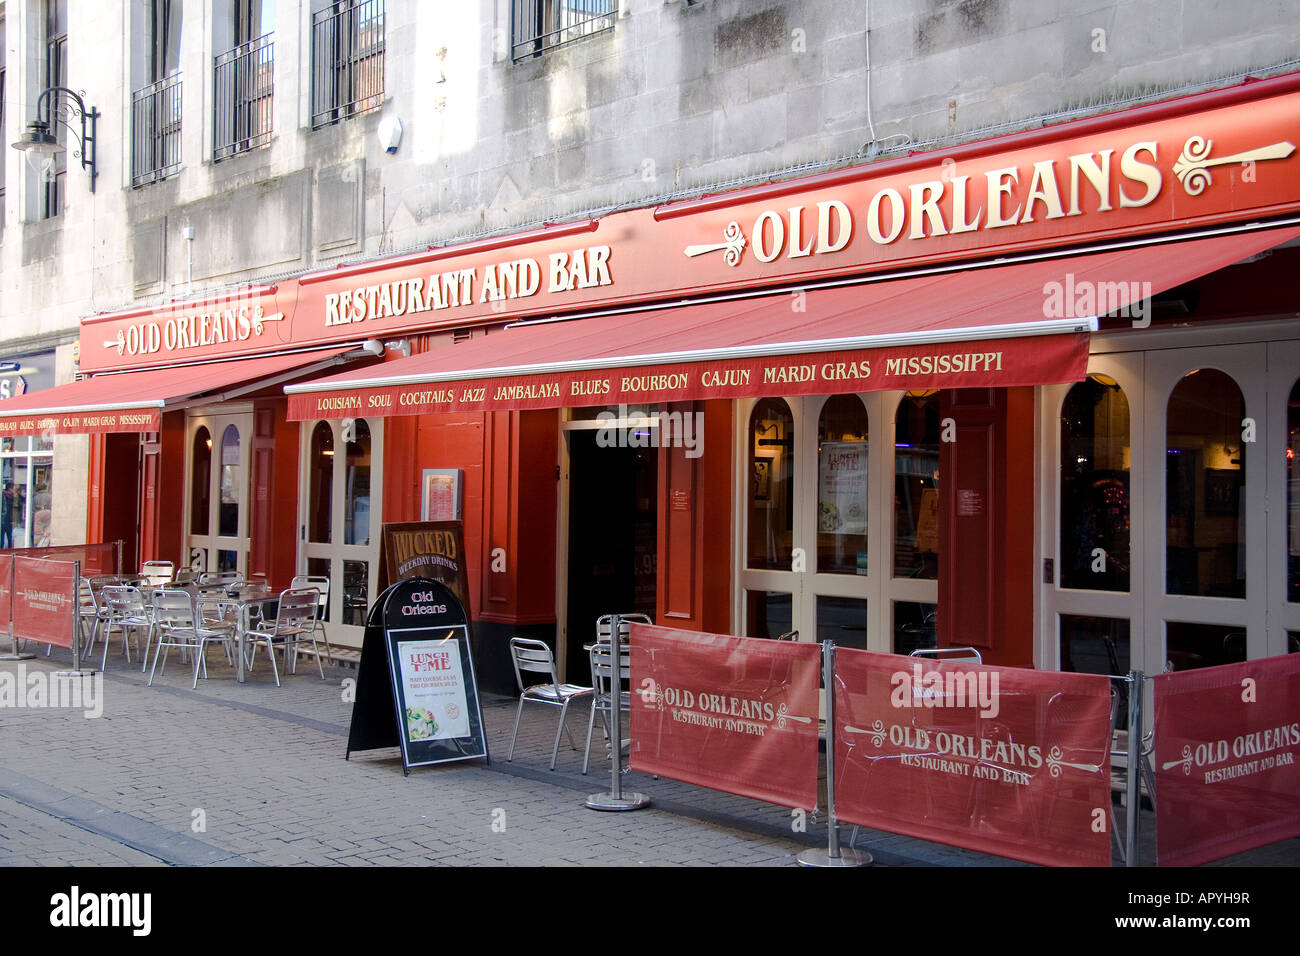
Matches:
[[139, 560, 175, 588], [198, 571, 243, 590], [97, 584, 153, 670], [291, 574, 333, 668], [244, 588, 326, 686], [583, 641, 633, 775], [507, 638, 594, 771], [77, 577, 109, 657], [148, 588, 234, 688]]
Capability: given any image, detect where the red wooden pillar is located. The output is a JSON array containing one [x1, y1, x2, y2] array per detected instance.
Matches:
[[656, 400, 732, 634], [248, 397, 300, 586], [938, 387, 1034, 666]]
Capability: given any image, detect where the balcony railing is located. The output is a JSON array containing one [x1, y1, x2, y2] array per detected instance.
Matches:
[[311, 0, 385, 129], [131, 73, 183, 186], [511, 0, 615, 61], [213, 32, 274, 161]]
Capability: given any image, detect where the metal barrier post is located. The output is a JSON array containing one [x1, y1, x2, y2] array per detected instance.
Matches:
[[2, 556, 35, 661], [1125, 669, 1144, 867], [115, 539, 124, 575], [586, 613, 650, 812], [799, 641, 870, 867]]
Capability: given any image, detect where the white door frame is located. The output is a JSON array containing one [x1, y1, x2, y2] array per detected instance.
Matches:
[[297, 416, 384, 648], [185, 406, 254, 576]]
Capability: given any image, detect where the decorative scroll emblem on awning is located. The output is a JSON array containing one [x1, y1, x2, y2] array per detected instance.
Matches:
[[683, 221, 747, 267], [1173, 136, 1295, 196]]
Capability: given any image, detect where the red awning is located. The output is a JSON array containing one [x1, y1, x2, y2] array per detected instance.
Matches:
[[0, 346, 359, 436], [285, 226, 1299, 419]]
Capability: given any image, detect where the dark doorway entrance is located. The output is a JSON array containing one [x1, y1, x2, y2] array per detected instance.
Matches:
[[102, 433, 142, 573], [564, 429, 657, 684]]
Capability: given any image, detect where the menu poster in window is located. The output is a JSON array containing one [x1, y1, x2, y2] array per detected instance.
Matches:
[[421, 468, 462, 521], [345, 576, 488, 771], [379, 520, 471, 612], [817, 441, 867, 535], [915, 488, 940, 554]]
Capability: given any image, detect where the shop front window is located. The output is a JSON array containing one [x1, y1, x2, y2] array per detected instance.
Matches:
[[747, 398, 794, 571], [894, 393, 940, 580], [1060, 376, 1131, 591], [1, 436, 56, 549], [344, 419, 371, 546], [745, 589, 792, 639], [309, 421, 333, 543], [1166, 369, 1246, 599], [191, 427, 211, 535], [219, 424, 241, 537], [816, 395, 868, 574]]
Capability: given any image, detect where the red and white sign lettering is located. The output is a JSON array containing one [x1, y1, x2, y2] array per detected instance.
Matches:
[[11, 557, 77, 649], [1153, 655, 1300, 866], [833, 648, 1112, 866], [629, 624, 821, 810]]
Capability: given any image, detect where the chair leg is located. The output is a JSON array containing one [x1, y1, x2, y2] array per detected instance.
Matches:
[[100, 624, 112, 671], [508, 699, 525, 762], [141, 623, 154, 673], [147, 642, 165, 686], [582, 701, 599, 775], [192, 644, 204, 689], [266, 641, 281, 688], [312, 638, 325, 680], [550, 700, 571, 771]]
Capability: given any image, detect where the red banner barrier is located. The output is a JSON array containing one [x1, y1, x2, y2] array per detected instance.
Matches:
[[11, 557, 77, 648], [0, 543, 118, 575], [0, 554, 11, 629], [833, 649, 1113, 866], [629, 625, 821, 810], [1153, 655, 1300, 866]]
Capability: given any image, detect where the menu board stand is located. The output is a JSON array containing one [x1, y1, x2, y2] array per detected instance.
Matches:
[[345, 577, 489, 774]]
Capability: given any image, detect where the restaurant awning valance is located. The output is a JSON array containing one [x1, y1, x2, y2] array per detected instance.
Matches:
[[0, 346, 359, 437], [283, 225, 1300, 419]]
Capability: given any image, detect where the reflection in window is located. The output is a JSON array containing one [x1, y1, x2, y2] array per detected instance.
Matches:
[[343, 559, 368, 627], [747, 399, 794, 570], [745, 590, 792, 640], [307, 556, 332, 622], [1166, 369, 1245, 598], [816, 396, 868, 574], [219, 425, 241, 537], [893, 601, 937, 655], [1060, 376, 1130, 591], [345, 420, 371, 546], [1165, 621, 1246, 672], [1289, 379, 1299, 603], [816, 595, 868, 649], [191, 427, 211, 535], [1060, 614, 1130, 675], [309, 421, 333, 543], [894, 393, 940, 579]]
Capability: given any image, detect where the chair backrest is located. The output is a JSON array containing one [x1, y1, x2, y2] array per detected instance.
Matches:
[[588, 642, 632, 699], [78, 577, 99, 615], [910, 646, 983, 665], [140, 561, 174, 585], [173, 568, 197, 586], [291, 575, 330, 617], [274, 588, 320, 631], [596, 613, 652, 644], [776, 629, 799, 642], [244, 572, 270, 591], [152, 588, 198, 629], [509, 638, 560, 694], [101, 584, 150, 620]]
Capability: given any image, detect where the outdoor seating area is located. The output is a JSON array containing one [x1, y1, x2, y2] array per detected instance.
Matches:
[[507, 611, 649, 773], [69, 565, 336, 688]]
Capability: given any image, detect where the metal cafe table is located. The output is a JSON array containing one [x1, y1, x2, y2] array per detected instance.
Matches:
[[190, 583, 279, 683]]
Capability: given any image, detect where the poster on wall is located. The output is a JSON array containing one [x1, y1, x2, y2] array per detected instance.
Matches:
[[345, 577, 488, 772], [379, 520, 471, 611], [421, 469, 462, 521], [817, 441, 867, 535]]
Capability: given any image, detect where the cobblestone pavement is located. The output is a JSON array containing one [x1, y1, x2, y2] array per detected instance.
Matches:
[[0, 644, 1296, 868]]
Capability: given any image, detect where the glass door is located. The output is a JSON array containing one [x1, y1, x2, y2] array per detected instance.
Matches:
[[299, 417, 382, 647], [187, 411, 253, 575], [1269, 339, 1300, 655]]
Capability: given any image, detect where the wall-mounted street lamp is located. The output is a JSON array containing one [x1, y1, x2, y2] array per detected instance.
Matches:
[[11, 86, 99, 193]]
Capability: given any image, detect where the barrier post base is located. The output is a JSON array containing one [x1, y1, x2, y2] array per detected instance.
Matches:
[[797, 847, 871, 867], [0, 651, 36, 661], [585, 792, 650, 812], [53, 669, 97, 678]]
